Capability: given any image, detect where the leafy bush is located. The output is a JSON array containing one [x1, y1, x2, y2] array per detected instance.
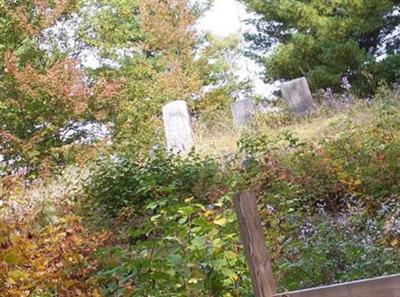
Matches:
[[0, 171, 106, 296], [85, 151, 227, 217], [0, 214, 105, 296], [84, 151, 253, 296]]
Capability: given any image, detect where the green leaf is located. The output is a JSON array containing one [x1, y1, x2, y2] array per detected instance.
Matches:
[[168, 254, 183, 266], [191, 237, 206, 250]]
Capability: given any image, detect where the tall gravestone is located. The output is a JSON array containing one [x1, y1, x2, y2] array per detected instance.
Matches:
[[231, 99, 256, 127], [280, 77, 314, 115], [162, 100, 194, 154]]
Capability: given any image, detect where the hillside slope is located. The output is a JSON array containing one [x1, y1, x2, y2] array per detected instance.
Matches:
[[1, 94, 399, 296]]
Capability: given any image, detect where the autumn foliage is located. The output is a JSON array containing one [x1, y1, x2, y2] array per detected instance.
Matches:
[[0, 1, 122, 176], [0, 215, 106, 296]]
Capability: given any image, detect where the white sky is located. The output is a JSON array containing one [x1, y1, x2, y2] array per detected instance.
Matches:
[[198, 0, 249, 37]]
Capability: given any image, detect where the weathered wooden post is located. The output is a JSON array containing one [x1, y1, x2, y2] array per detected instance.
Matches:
[[233, 190, 276, 297]]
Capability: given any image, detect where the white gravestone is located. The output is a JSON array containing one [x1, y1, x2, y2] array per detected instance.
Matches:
[[162, 100, 194, 153], [230, 99, 256, 127], [280, 77, 314, 115]]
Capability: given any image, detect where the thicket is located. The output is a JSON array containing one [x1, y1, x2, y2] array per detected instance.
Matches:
[[72, 92, 400, 296]]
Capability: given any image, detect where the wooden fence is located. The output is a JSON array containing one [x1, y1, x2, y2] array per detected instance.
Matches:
[[233, 190, 400, 297]]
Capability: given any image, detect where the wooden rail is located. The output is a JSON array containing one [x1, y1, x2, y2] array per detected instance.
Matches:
[[275, 274, 400, 297], [233, 190, 400, 297]]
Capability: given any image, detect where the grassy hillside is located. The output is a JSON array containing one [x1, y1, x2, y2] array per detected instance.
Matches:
[[194, 100, 383, 157], [1, 92, 400, 296]]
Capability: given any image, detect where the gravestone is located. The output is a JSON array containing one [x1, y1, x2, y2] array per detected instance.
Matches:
[[230, 99, 256, 127], [162, 100, 194, 153], [280, 77, 314, 115]]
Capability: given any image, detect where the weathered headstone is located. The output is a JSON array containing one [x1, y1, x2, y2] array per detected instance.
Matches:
[[162, 100, 194, 153], [230, 99, 256, 127], [280, 77, 314, 115]]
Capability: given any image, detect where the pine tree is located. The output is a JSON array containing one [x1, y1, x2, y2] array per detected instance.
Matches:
[[243, 0, 400, 93]]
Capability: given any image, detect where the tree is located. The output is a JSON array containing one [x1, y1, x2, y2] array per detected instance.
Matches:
[[194, 34, 253, 122], [78, 0, 242, 152], [0, 1, 112, 176], [76, 0, 200, 151], [0, 0, 249, 172], [243, 0, 400, 93]]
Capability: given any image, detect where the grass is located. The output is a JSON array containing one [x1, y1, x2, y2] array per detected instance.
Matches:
[[193, 100, 377, 156]]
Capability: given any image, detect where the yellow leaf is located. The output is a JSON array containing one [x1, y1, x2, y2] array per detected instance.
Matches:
[[7, 277, 16, 285], [221, 268, 238, 281], [188, 278, 199, 284], [92, 289, 103, 297], [214, 217, 227, 227], [204, 210, 213, 218], [184, 197, 194, 203], [223, 251, 237, 260]]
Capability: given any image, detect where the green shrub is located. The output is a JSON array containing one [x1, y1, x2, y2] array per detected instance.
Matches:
[[85, 151, 226, 217], [84, 151, 252, 296]]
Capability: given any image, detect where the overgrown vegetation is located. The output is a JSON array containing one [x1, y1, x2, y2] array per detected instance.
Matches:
[[1, 0, 400, 296], [239, 92, 400, 290], [2, 94, 400, 295], [78, 92, 399, 295]]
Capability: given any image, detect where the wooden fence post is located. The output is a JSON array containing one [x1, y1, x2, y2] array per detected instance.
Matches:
[[233, 190, 276, 297]]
